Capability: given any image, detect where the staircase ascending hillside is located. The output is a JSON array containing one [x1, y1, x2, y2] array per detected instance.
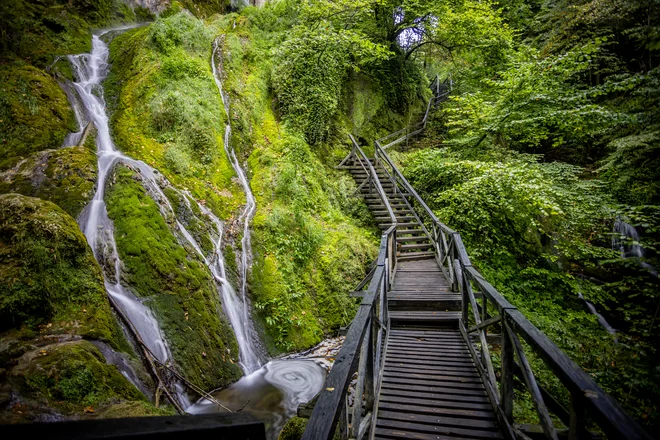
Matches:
[[301, 77, 652, 440]]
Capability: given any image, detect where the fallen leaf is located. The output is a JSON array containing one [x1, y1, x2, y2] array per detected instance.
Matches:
[[84, 406, 95, 413], [326, 387, 335, 392]]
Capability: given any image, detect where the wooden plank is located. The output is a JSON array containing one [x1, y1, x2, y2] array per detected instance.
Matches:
[[387, 333, 465, 340], [380, 382, 488, 398], [384, 370, 481, 383], [378, 393, 493, 411], [374, 428, 483, 440], [384, 352, 472, 363], [382, 375, 486, 391], [389, 329, 461, 336], [376, 419, 502, 439], [384, 357, 476, 370], [379, 386, 492, 405], [386, 342, 469, 350], [378, 409, 498, 429], [384, 362, 478, 375], [387, 338, 469, 347]]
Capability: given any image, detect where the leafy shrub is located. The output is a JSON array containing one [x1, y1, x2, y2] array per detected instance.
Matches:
[[149, 11, 211, 55]]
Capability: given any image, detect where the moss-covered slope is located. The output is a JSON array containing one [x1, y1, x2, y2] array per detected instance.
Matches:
[[105, 14, 244, 219], [106, 165, 242, 388], [209, 13, 379, 352]]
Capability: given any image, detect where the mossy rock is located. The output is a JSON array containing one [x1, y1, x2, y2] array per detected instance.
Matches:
[[105, 165, 242, 389], [4, 340, 167, 421], [0, 194, 124, 349], [0, 146, 97, 218], [0, 0, 143, 65], [0, 62, 77, 160]]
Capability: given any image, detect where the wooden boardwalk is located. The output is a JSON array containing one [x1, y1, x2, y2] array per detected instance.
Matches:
[[349, 161, 503, 440]]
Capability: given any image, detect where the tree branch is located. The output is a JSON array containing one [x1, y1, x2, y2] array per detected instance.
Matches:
[[404, 40, 453, 60]]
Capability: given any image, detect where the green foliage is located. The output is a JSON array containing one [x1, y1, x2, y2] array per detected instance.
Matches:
[[444, 39, 633, 160], [404, 148, 611, 265], [271, 1, 392, 145], [105, 166, 242, 388], [600, 131, 660, 205], [0, 194, 124, 347], [149, 11, 212, 56]]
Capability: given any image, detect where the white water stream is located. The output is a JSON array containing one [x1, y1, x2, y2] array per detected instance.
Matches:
[[71, 31, 172, 367], [211, 39, 262, 374]]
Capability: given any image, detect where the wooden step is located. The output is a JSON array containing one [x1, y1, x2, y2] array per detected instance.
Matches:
[[368, 202, 408, 208], [399, 243, 433, 251], [396, 251, 435, 261], [389, 311, 461, 328], [380, 222, 419, 229], [397, 236, 430, 243], [364, 194, 404, 200], [388, 293, 462, 311], [375, 215, 416, 222], [396, 229, 426, 236]]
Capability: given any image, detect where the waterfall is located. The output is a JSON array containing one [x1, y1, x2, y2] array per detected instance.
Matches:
[[577, 291, 617, 341], [71, 32, 173, 369], [613, 217, 659, 278], [211, 38, 263, 374], [68, 28, 263, 409]]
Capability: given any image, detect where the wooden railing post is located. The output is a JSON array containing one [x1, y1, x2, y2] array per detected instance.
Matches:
[[569, 394, 587, 440], [501, 315, 514, 424]]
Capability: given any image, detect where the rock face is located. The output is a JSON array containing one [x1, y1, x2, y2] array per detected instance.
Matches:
[[125, 0, 170, 13]]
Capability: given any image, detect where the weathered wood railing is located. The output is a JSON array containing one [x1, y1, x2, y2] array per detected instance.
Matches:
[[302, 138, 397, 440], [376, 75, 451, 150]]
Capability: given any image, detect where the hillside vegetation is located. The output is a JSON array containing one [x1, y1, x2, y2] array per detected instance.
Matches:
[[0, 0, 657, 432]]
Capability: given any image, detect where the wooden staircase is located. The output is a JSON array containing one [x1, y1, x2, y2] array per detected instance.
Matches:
[[301, 77, 651, 440], [348, 159, 435, 262], [347, 156, 502, 440]]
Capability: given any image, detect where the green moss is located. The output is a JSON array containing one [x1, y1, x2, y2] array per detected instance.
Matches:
[[0, 146, 97, 218], [105, 165, 242, 388], [105, 16, 243, 221], [0, 62, 76, 159], [278, 416, 308, 440], [0, 0, 145, 66], [210, 18, 379, 353], [0, 194, 125, 349]]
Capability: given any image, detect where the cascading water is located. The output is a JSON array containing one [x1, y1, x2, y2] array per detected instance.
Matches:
[[71, 31, 171, 367], [184, 37, 327, 439], [211, 39, 262, 374], [65, 26, 324, 435], [613, 217, 659, 278]]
